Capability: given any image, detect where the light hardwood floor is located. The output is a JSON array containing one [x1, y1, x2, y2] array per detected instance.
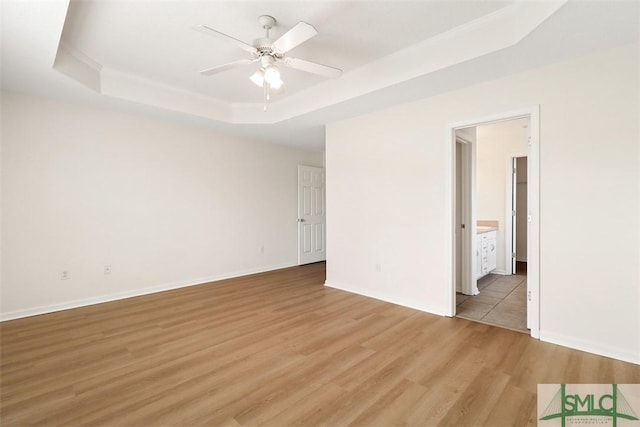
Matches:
[[1, 262, 638, 426]]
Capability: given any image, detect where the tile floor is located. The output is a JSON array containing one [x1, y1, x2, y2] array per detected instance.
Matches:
[[456, 263, 528, 332]]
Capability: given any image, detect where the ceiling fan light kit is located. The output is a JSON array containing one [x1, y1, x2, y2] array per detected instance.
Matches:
[[263, 65, 280, 85], [197, 14, 342, 111]]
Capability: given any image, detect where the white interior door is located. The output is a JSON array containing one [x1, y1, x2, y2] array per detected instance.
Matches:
[[455, 142, 463, 292], [298, 165, 326, 265], [511, 157, 517, 275], [516, 157, 528, 263], [455, 138, 476, 296]]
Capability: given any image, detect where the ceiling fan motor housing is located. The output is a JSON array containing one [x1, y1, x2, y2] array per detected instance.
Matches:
[[253, 38, 282, 58]]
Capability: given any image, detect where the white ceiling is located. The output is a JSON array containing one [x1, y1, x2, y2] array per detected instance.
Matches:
[[2, 1, 639, 150]]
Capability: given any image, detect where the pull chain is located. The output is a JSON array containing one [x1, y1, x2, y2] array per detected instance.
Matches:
[[263, 81, 267, 112], [263, 82, 272, 112]]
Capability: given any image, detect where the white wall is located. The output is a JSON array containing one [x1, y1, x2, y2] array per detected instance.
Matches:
[[0, 91, 323, 319], [476, 119, 529, 274], [326, 43, 639, 364]]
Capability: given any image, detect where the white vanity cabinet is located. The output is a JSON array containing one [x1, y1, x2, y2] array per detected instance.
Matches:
[[476, 229, 497, 279]]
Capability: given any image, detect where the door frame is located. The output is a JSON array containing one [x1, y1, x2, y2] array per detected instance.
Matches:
[[446, 106, 540, 339]]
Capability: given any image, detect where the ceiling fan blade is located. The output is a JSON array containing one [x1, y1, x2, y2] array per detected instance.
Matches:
[[283, 57, 342, 78], [195, 25, 258, 55], [272, 22, 318, 54], [200, 59, 256, 76]]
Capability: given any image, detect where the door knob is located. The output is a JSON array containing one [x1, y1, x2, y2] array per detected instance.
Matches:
[[297, 218, 305, 222]]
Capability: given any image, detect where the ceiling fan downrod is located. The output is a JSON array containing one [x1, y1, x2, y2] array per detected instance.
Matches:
[[258, 15, 276, 39]]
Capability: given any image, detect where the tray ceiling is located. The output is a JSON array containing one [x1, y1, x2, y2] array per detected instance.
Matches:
[[2, 0, 639, 149]]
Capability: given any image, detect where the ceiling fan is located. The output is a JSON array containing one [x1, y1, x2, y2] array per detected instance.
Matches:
[[196, 15, 342, 109]]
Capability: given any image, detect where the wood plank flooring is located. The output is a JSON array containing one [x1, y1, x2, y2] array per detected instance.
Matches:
[[1, 262, 638, 426]]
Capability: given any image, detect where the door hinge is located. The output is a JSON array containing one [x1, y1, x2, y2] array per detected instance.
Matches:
[[528, 136, 532, 146], [512, 252, 516, 258], [512, 210, 516, 216], [527, 290, 532, 301]]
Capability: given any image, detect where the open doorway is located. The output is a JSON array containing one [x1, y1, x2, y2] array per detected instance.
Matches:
[[449, 109, 539, 337]]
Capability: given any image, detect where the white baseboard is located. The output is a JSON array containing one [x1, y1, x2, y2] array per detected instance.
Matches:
[[324, 280, 447, 317], [540, 330, 639, 366], [0, 263, 296, 322], [491, 269, 511, 276]]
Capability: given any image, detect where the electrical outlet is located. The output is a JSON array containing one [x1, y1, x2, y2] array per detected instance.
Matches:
[[375, 262, 381, 272], [104, 265, 112, 275], [260, 246, 265, 254], [60, 271, 70, 280]]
